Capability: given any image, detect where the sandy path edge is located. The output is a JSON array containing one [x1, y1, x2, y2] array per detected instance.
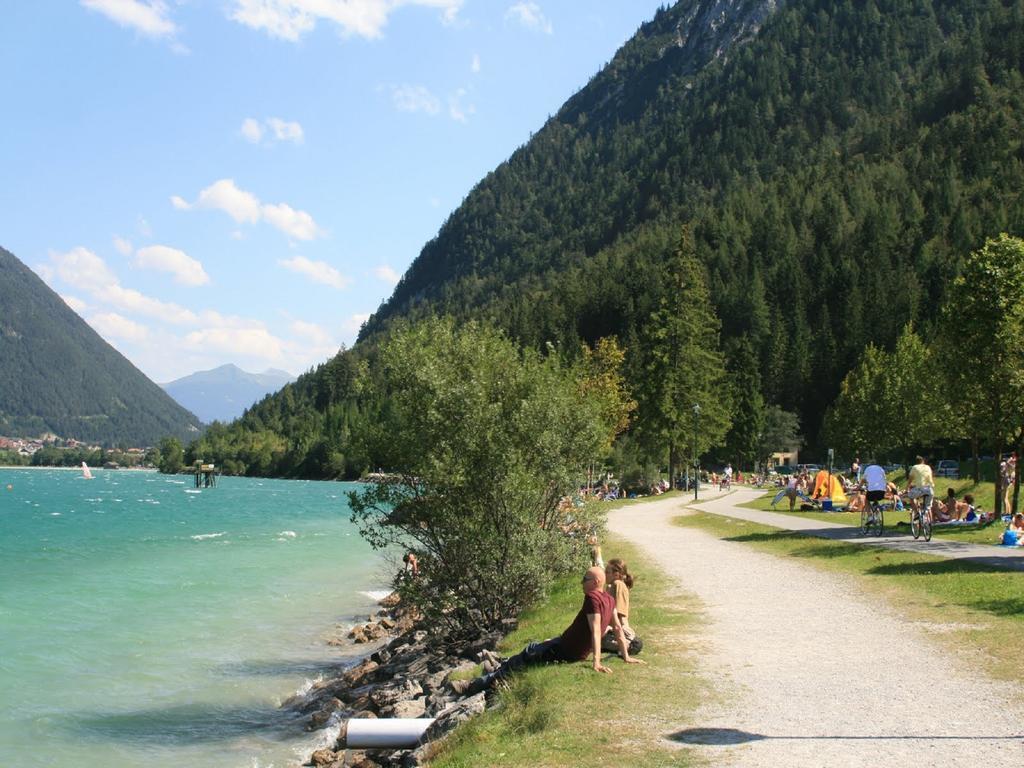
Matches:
[[606, 491, 1024, 768]]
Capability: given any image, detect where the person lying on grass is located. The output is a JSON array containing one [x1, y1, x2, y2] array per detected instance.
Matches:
[[450, 566, 645, 696]]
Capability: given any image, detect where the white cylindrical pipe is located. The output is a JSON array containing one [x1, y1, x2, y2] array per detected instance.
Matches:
[[342, 718, 435, 749]]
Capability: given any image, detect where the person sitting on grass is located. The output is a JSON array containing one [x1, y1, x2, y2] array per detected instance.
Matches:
[[450, 566, 645, 696], [931, 495, 954, 523], [942, 487, 976, 522], [848, 489, 866, 514], [886, 480, 904, 511], [999, 513, 1024, 546], [601, 558, 642, 656]]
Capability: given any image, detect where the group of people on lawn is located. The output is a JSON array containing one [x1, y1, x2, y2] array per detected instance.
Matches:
[[778, 456, 986, 525]]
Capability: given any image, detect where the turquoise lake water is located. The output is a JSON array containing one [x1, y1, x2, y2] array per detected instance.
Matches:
[[0, 469, 389, 768]]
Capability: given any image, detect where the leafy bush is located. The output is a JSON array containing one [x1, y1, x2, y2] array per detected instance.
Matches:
[[348, 318, 630, 635]]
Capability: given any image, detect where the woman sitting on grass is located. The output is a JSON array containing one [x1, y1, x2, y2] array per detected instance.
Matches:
[[847, 489, 866, 515], [601, 558, 642, 656], [1000, 513, 1024, 546], [886, 480, 904, 511]]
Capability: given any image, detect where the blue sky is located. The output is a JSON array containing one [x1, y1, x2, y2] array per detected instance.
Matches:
[[1, 1, 664, 382]]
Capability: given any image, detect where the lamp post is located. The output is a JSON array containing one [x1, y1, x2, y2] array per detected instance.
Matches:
[[692, 403, 701, 501]]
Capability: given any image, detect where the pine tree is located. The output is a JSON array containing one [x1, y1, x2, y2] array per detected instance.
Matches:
[[725, 337, 765, 470], [632, 226, 732, 485]]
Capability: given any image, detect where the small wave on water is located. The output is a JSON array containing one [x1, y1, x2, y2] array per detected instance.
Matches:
[[292, 674, 323, 698], [185, 489, 202, 495], [360, 590, 393, 602], [191, 532, 227, 541], [277, 531, 297, 538], [50, 512, 61, 516]]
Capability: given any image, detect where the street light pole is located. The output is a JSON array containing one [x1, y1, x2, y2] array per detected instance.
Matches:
[[692, 403, 701, 501]]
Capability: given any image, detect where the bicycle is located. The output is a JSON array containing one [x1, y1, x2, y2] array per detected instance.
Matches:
[[860, 496, 884, 536], [909, 489, 933, 541]]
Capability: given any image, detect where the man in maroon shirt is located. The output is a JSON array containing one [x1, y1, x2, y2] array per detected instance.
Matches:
[[451, 566, 644, 695]]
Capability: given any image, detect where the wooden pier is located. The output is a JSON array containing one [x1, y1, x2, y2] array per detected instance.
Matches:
[[194, 462, 217, 488]]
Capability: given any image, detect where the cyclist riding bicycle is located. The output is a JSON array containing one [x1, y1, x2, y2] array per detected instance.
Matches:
[[906, 455, 935, 524], [862, 462, 887, 521]]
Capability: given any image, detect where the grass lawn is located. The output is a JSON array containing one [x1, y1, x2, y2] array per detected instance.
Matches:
[[674, 511, 1024, 686], [430, 535, 708, 768], [744, 475, 1008, 545]]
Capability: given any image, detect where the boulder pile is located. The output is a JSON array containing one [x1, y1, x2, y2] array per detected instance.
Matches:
[[287, 594, 513, 767]]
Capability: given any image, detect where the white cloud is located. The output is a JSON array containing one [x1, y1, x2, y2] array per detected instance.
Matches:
[[441, 4, 460, 25], [184, 325, 285, 360], [173, 179, 322, 240], [61, 295, 88, 313], [505, 2, 552, 34], [49, 246, 120, 294], [241, 117, 264, 143], [391, 84, 441, 115], [81, 0, 177, 38], [100, 284, 199, 324], [195, 179, 262, 223], [448, 88, 475, 123], [89, 312, 150, 342], [471, 53, 481, 73], [267, 117, 304, 143], [279, 256, 350, 289], [229, 0, 463, 42], [374, 265, 401, 285], [289, 318, 334, 347], [113, 236, 133, 256], [241, 117, 304, 144], [46, 247, 198, 325], [135, 245, 210, 286], [343, 313, 371, 334], [262, 202, 320, 240]]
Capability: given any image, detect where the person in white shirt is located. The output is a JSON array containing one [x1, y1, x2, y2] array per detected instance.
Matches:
[[862, 463, 887, 524]]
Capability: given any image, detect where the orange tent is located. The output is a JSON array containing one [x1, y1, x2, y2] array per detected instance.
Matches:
[[812, 469, 848, 505]]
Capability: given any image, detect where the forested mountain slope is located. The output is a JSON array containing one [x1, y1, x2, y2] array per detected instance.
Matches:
[[362, 0, 1024, 437], [0, 246, 201, 445], [194, 0, 1024, 476]]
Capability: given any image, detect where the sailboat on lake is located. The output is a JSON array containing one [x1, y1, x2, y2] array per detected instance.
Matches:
[[80, 462, 94, 480]]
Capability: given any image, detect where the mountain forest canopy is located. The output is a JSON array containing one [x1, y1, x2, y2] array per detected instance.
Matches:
[[185, 0, 1024, 478], [0, 246, 202, 446]]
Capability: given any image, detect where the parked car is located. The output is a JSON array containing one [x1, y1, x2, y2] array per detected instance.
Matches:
[[936, 459, 960, 479], [775, 465, 795, 475]]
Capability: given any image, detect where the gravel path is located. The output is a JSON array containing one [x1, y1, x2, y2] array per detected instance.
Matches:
[[606, 490, 1024, 767]]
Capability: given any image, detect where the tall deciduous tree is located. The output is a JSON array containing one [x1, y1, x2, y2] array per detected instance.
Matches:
[[939, 234, 1024, 512], [633, 227, 731, 484], [157, 436, 183, 474], [347, 318, 631, 635], [824, 324, 943, 463]]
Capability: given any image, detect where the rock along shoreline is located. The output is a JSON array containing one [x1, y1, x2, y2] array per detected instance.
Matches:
[[285, 592, 512, 768]]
